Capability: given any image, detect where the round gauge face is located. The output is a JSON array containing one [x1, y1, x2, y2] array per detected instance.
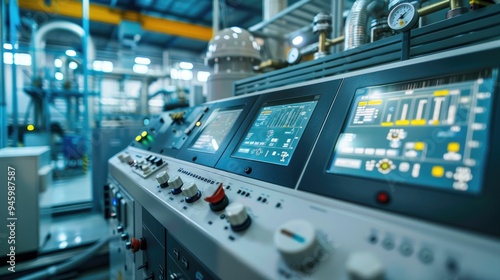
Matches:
[[287, 47, 301, 65], [388, 2, 419, 32]]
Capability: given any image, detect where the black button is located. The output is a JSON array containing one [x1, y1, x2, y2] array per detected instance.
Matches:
[[241, 191, 246, 196], [154, 158, 163, 166], [237, 190, 241, 194], [208, 221, 213, 225], [244, 166, 252, 174], [225, 185, 230, 189], [245, 193, 250, 197], [228, 236, 235, 241], [262, 198, 267, 203], [220, 214, 226, 219], [257, 197, 262, 201], [146, 155, 153, 161], [276, 202, 281, 208]]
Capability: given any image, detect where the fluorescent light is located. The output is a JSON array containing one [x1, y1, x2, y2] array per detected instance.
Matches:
[[54, 59, 62, 68], [65, 50, 77, 57], [93, 61, 102, 71], [197, 71, 210, 82], [292, 35, 303, 46], [93, 60, 113, 72], [3, 53, 13, 64], [134, 57, 151, 65], [55, 72, 64, 80], [4, 53, 32, 66], [101, 61, 113, 72], [133, 64, 149, 74], [180, 70, 193, 81], [3, 43, 12, 50], [69, 61, 78, 69], [170, 68, 178, 79], [179, 62, 193, 70]]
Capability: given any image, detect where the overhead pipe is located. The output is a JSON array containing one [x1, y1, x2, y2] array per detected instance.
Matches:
[[34, 20, 96, 79]]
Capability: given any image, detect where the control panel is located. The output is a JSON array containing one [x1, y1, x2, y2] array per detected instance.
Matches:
[[106, 184, 136, 280], [108, 41, 500, 279]]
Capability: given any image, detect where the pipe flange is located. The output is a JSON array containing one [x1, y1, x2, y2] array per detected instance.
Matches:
[[313, 12, 332, 34]]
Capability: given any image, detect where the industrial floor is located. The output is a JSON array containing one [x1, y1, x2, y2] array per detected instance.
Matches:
[[0, 170, 110, 279]]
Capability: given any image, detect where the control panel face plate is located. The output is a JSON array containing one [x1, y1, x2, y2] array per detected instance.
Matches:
[[109, 148, 500, 280]]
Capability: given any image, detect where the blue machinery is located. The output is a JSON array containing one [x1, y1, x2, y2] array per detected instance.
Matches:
[[107, 5, 500, 280]]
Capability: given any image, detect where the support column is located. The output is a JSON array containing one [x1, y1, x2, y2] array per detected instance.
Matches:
[[0, 1, 7, 148], [263, 0, 287, 60]]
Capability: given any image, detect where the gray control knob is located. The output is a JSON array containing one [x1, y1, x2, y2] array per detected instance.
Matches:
[[182, 182, 198, 197], [274, 219, 325, 270], [225, 203, 251, 231], [156, 171, 170, 188], [169, 176, 183, 188], [182, 182, 202, 203], [169, 176, 183, 195], [346, 251, 384, 280]]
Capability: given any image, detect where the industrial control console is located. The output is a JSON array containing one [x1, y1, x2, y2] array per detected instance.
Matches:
[[106, 40, 500, 280]]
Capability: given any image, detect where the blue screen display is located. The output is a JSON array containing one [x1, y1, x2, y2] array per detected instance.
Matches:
[[329, 70, 496, 194], [233, 96, 319, 166]]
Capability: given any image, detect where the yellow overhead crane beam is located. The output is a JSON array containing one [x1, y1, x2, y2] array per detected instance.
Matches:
[[18, 0, 213, 41]]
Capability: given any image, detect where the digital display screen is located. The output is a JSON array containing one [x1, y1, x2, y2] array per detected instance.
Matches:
[[190, 108, 243, 154], [329, 70, 496, 194], [233, 96, 319, 166]]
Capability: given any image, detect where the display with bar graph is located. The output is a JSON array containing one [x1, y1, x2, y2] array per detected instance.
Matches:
[[328, 69, 496, 194]]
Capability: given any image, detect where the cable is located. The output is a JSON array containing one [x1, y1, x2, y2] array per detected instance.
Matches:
[[18, 236, 110, 280]]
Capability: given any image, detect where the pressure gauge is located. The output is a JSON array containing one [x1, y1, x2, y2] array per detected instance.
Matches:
[[287, 47, 302, 65], [388, 2, 419, 32]]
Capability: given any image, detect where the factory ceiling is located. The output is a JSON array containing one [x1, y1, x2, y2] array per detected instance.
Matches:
[[16, 0, 304, 55]]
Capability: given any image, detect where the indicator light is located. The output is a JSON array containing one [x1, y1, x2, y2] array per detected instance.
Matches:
[[27, 124, 35, 131], [141, 131, 148, 137], [376, 191, 390, 204], [135, 135, 142, 142]]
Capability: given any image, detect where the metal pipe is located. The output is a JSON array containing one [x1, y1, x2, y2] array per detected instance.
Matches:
[[10, 0, 19, 146], [213, 0, 219, 35], [318, 32, 327, 53], [0, 0, 6, 148], [418, 0, 450, 16], [344, 0, 386, 50], [331, 0, 344, 53], [83, 0, 90, 133], [34, 21, 96, 78], [450, 0, 461, 10], [326, 35, 345, 47], [344, 0, 371, 50]]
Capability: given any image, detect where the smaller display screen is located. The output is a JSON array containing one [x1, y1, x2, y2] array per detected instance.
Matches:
[[233, 96, 319, 166], [328, 70, 496, 194], [189, 108, 243, 154]]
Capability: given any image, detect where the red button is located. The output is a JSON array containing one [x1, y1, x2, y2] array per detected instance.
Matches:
[[376, 191, 390, 204], [130, 238, 142, 253]]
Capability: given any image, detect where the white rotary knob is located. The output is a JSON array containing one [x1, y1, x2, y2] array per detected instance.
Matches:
[[168, 176, 184, 194], [274, 219, 325, 270], [182, 182, 199, 198], [225, 203, 251, 232], [346, 251, 384, 280], [155, 171, 170, 188]]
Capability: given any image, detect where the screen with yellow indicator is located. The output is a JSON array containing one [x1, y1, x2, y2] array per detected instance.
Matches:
[[328, 69, 496, 194], [189, 108, 243, 154]]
